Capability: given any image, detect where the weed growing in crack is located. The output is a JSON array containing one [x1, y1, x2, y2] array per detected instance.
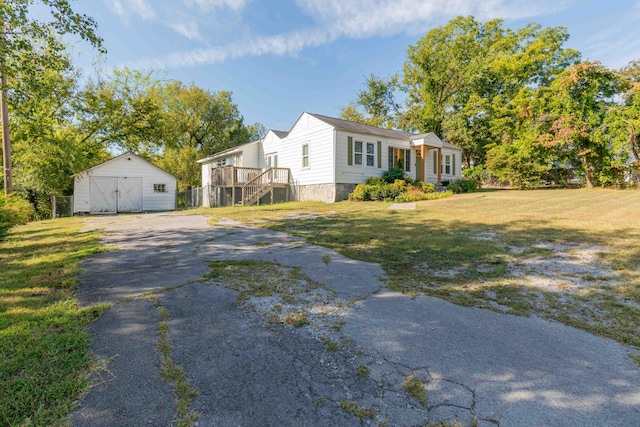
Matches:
[[356, 365, 370, 378], [285, 312, 310, 328], [403, 375, 427, 407], [155, 304, 199, 427], [314, 397, 326, 406], [630, 353, 640, 367], [322, 254, 331, 265], [320, 336, 340, 352], [339, 400, 377, 420]]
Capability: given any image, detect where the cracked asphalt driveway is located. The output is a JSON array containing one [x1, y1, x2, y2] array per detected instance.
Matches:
[[72, 213, 640, 426]]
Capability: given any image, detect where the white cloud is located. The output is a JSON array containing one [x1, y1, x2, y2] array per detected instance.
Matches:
[[170, 19, 203, 41], [295, 0, 574, 38], [129, 0, 579, 69], [135, 27, 335, 69], [107, 0, 157, 22], [183, 0, 251, 12]]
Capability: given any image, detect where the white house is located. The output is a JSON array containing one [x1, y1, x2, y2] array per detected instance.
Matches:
[[73, 152, 177, 214], [198, 112, 463, 205]]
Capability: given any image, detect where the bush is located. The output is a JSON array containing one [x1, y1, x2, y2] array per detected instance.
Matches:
[[0, 193, 35, 234], [382, 167, 406, 183], [395, 190, 453, 203], [365, 176, 385, 186], [447, 179, 478, 194], [417, 182, 435, 193]]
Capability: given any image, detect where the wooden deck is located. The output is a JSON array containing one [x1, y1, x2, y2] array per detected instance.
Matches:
[[209, 166, 291, 206]]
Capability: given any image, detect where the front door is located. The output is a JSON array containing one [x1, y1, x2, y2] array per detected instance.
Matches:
[[415, 149, 424, 181]]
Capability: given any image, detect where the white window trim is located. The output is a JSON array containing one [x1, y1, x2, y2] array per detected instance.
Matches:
[[153, 183, 166, 193], [354, 140, 376, 167], [301, 144, 310, 169]]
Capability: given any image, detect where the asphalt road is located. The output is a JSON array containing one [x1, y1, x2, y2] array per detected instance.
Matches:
[[71, 213, 640, 427]]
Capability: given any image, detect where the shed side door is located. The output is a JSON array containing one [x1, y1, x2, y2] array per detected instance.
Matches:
[[117, 177, 143, 212], [90, 177, 117, 214]]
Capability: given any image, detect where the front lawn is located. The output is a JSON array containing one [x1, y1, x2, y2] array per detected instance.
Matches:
[[199, 189, 640, 348]]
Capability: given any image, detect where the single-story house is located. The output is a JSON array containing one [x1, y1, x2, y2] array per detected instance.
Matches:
[[73, 152, 177, 214], [198, 112, 462, 206]]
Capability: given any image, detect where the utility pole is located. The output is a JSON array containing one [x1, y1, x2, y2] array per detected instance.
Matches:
[[1, 67, 11, 195]]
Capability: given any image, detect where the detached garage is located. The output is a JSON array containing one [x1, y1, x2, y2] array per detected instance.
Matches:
[[73, 152, 177, 214]]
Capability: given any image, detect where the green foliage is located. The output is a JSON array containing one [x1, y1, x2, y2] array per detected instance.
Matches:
[[539, 61, 625, 188], [381, 167, 406, 183], [8, 55, 110, 216], [462, 165, 487, 183], [365, 176, 386, 185], [419, 182, 436, 193], [349, 178, 452, 202], [0, 193, 35, 233], [447, 180, 478, 193]]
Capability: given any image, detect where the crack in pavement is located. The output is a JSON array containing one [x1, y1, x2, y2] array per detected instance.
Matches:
[[72, 213, 640, 427]]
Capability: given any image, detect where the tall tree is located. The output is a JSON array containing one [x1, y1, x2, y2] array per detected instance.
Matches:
[[343, 16, 579, 169], [1, 0, 104, 194], [540, 62, 624, 188], [156, 82, 251, 190], [77, 68, 167, 156], [8, 53, 109, 216]]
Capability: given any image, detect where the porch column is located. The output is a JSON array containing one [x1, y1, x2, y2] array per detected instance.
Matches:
[[420, 145, 425, 182], [437, 147, 442, 184]]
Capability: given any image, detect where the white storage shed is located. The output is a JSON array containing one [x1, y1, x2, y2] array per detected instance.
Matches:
[[73, 152, 177, 214]]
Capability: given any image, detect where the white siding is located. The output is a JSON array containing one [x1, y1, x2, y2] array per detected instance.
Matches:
[[335, 130, 414, 184], [423, 148, 463, 182], [265, 114, 335, 186], [74, 153, 176, 213]]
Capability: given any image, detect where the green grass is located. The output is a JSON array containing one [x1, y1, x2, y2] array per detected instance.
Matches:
[[403, 375, 427, 407], [199, 189, 640, 348], [0, 218, 107, 426], [153, 300, 199, 427], [338, 400, 377, 420]]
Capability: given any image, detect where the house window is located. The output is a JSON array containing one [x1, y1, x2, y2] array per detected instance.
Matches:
[[354, 141, 363, 165], [302, 144, 309, 168], [366, 142, 375, 166], [353, 140, 376, 167], [443, 154, 451, 175], [153, 184, 166, 193], [388, 147, 411, 172]]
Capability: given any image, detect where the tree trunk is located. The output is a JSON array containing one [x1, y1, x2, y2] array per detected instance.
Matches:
[[1, 69, 12, 195], [581, 154, 595, 189]]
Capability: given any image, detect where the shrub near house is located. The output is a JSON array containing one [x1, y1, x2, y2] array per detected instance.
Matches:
[[348, 168, 453, 202]]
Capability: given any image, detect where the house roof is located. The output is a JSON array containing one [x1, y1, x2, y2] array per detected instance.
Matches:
[[73, 151, 177, 179], [271, 130, 289, 139], [197, 139, 262, 163], [305, 113, 458, 149]]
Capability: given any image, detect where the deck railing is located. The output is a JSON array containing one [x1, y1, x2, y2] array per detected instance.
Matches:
[[241, 167, 291, 206], [210, 166, 290, 187]]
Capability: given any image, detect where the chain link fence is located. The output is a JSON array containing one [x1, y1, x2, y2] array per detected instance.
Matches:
[[177, 187, 203, 210], [52, 195, 74, 218]]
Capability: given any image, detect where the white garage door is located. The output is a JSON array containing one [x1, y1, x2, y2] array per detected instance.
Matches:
[[90, 177, 117, 214], [90, 176, 142, 213], [117, 177, 142, 212]]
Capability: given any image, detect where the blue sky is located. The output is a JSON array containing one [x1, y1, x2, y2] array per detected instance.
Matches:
[[67, 0, 640, 132]]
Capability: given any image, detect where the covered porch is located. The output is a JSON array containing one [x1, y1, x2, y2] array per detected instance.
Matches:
[[411, 134, 443, 184]]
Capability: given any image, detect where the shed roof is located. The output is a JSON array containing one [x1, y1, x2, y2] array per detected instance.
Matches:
[[73, 151, 177, 179]]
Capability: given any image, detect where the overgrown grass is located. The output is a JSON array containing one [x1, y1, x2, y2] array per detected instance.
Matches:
[[0, 218, 106, 426], [198, 189, 640, 348]]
